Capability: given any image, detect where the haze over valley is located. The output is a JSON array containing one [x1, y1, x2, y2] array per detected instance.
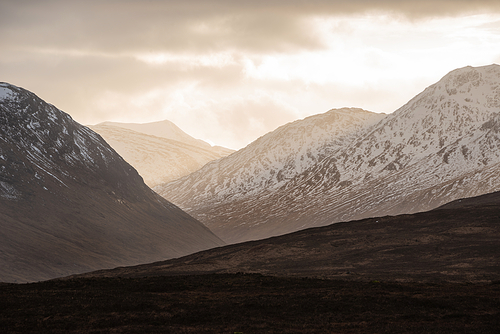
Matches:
[[89, 121, 233, 188]]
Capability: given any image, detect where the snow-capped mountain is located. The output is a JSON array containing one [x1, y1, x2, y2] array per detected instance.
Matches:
[[0, 83, 224, 283], [156, 64, 500, 244], [89, 123, 234, 187], [154, 108, 385, 237], [155, 108, 384, 208]]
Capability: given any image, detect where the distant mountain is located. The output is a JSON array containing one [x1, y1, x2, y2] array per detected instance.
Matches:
[[156, 64, 500, 244], [0, 83, 224, 283], [89, 124, 234, 187], [72, 189, 500, 283], [97, 120, 211, 149], [156, 108, 384, 208]]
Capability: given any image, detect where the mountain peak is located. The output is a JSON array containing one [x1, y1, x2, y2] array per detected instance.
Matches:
[[89, 123, 234, 187], [95, 120, 212, 149], [0, 82, 126, 201], [0, 82, 25, 101], [437, 64, 500, 98], [0, 82, 15, 101]]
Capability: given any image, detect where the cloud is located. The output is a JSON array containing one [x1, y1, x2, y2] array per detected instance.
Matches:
[[2, 1, 500, 149], [3, 1, 500, 56], [0, 1, 324, 55], [167, 93, 300, 150]]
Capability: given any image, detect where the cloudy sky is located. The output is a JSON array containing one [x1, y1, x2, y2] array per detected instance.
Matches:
[[2, 0, 500, 149]]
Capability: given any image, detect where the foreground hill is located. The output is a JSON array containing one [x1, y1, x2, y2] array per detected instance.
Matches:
[[0, 83, 224, 283], [4, 191, 499, 333], [157, 64, 500, 244], [90, 123, 233, 187], [73, 190, 500, 284]]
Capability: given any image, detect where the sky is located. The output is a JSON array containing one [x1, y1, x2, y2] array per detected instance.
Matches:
[[2, 1, 500, 150]]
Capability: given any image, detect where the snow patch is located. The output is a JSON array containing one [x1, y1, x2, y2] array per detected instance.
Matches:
[[0, 85, 14, 101], [0, 181, 19, 200]]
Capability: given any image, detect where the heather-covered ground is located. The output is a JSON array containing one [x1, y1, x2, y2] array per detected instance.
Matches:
[[1, 274, 500, 333]]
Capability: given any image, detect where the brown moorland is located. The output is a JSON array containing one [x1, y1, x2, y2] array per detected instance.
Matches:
[[1, 274, 499, 333]]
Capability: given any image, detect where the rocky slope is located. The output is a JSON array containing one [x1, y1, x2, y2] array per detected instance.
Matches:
[[156, 64, 500, 244], [0, 83, 224, 283], [90, 123, 233, 187]]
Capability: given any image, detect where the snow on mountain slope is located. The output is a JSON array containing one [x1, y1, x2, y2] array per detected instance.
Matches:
[[156, 65, 500, 244], [0, 82, 224, 282], [154, 108, 385, 212], [336, 64, 500, 183], [89, 124, 234, 187]]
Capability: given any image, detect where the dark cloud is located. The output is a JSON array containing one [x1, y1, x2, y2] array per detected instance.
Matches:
[[2, 0, 500, 55], [0, 1, 323, 54]]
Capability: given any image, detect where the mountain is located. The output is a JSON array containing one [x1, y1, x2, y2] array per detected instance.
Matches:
[[71, 189, 500, 283], [155, 64, 500, 244], [0, 82, 224, 283], [89, 123, 234, 187], [96, 120, 211, 149], [153, 107, 385, 241], [155, 107, 384, 204]]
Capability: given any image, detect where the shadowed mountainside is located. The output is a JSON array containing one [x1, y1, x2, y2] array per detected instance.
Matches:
[[72, 190, 500, 283], [0, 82, 224, 283]]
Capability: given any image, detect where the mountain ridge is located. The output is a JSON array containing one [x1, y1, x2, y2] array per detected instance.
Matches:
[[155, 107, 385, 210], [96, 120, 211, 149]]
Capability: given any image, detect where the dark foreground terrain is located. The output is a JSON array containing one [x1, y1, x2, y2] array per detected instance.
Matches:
[[1, 273, 500, 333]]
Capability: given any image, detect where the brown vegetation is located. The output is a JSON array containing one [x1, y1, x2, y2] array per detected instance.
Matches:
[[1, 274, 499, 333]]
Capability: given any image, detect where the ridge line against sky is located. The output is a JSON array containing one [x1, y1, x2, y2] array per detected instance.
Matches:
[[2, 0, 500, 149]]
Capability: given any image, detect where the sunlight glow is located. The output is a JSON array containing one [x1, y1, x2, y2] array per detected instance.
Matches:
[[243, 14, 500, 88], [135, 52, 236, 68]]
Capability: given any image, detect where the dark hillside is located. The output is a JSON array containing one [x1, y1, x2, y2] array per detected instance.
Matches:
[[74, 190, 500, 283]]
